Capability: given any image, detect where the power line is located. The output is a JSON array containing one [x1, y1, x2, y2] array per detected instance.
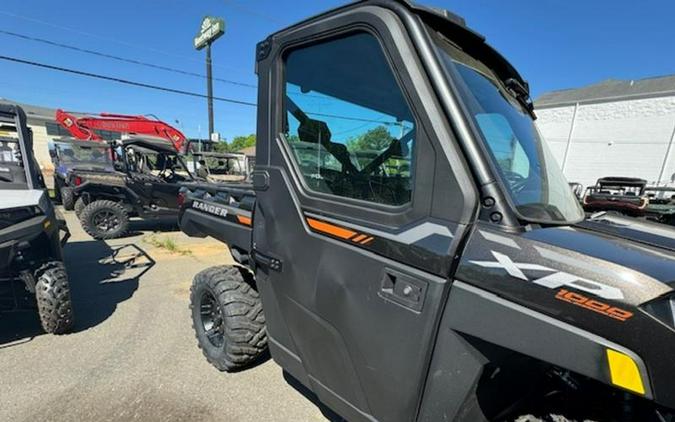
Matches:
[[0, 9, 237, 72], [0, 29, 257, 88], [0, 54, 401, 126], [0, 54, 257, 107]]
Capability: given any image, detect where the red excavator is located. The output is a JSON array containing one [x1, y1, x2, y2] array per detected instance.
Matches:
[[55, 109, 187, 153]]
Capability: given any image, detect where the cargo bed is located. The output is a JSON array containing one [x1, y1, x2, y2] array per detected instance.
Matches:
[[178, 181, 255, 257]]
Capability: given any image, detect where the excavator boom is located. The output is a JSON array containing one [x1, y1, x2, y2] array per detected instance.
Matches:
[[55, 109, 187, 152]]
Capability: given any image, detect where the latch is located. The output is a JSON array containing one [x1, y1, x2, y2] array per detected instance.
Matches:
[[252, 249, 282, 272], [379, 268, 427, 312]]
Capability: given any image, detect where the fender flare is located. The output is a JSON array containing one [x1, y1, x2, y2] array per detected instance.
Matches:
[[445, 281, 652, 398]]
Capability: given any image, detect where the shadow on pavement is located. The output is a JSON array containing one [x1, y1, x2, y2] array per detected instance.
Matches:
[[0, 240, 154, 346], [115, 217, 180, 239], [283, 371, 346, 422], [66, 241, 155, 332]]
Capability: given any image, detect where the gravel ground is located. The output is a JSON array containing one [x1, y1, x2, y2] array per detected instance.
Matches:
[[0, 209, 326, 422]]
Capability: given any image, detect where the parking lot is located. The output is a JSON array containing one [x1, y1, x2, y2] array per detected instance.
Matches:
[[0, 209, 326, 422]]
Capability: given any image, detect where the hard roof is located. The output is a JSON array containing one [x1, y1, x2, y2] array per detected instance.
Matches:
[[122, 137, 177, 153], [536, 74, 675, 108], [260, 0, 526, 91]]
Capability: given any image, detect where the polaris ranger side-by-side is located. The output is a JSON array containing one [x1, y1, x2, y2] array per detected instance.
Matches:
[[50, 139, 114, 210], [74, 137, 194, 239], [190, 151, 250, 183], [0, 104, 74, 334], [179, 1, 675, 420], [582, 177, 675, 226]]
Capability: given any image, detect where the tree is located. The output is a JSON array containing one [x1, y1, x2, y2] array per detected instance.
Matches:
[[212, 134, 256, 153], [346, 126, 392, 152], [228, 134, 256, 152], [212, 141, 230, 153]]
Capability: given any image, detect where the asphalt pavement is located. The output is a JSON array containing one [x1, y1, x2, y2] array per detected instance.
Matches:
[[0, 209, 327, 422]]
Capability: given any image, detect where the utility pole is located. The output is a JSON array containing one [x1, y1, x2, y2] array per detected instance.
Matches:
[[194, 16, 225, 142], [206, 43, 214, 137]]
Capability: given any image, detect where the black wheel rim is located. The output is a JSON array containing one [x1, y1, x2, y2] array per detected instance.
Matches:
[[92, 210, 120, 233], [200, 291, 225, 347]]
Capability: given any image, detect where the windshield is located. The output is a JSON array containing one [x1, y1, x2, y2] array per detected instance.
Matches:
[[0, 132, 29, 189], [434, 37, 584, 224], [55, 143, 112, 169]]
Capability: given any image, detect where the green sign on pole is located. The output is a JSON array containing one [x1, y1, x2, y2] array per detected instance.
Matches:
[[194, 16, 225, 50]]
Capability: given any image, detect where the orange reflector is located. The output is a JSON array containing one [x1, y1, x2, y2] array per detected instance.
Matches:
[[237, 215, 252, 226], [306, 218, 357, 240], [352, 234, 367, 243]]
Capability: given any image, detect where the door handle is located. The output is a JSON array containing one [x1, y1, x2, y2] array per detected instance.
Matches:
[[252, 250, 282, 272], [379, 268, 427, 312]]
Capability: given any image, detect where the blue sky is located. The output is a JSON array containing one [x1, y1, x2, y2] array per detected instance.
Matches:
[[0, 0, 673, 141]]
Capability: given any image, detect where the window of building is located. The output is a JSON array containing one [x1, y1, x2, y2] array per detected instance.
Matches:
[[283, 32, 416, 206]]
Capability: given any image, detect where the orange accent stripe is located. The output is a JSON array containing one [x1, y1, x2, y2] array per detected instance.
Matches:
[[360, 236, 374, 245], [237, 215, 252, 226], [352, 234, 367, 243], [306, 218, 357, 240]]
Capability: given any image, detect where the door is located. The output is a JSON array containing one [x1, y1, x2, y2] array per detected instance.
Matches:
[[252, 9, 477, 422], [133, 151, 182, 214]]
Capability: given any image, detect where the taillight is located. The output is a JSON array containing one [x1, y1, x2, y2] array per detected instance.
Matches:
[[74, 176, 83, 186], [177, 191, 186, 207]]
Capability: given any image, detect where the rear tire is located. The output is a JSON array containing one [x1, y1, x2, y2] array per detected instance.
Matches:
[[35, 262, 74, 334], [61, 187, 75, 210], [190, 265, 267, 371], [80, 200, 129, 240], [74, 197, 86, 218]]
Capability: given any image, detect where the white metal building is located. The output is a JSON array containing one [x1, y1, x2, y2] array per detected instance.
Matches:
[[535, 76, 675, 189]]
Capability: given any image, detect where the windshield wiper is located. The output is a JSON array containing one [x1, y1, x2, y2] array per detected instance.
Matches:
[[505, 78, 536, 119]]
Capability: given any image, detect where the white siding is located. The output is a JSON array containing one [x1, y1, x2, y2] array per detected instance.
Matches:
[[536, 95, 675, 188], [536, 105, 575, 165]]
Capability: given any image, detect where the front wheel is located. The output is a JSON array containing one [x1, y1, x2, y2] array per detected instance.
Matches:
[[190, 265, 267, 371], [35, 262, 74, 334], [79, 200, 129, 240]]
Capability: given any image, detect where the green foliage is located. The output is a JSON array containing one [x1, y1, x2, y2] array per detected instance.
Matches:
[[346, 126, 392, 152], [229, 134, 256, 152], [212, 141, 230, 153], [210, 134, 256, 153]]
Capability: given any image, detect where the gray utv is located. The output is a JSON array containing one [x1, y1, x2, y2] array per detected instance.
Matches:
[[178, 1, 675, 421], [0, 104, 74, 334]]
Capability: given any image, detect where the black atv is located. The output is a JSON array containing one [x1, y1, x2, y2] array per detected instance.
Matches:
[[0, 104, 74, 334], [50, 139, 114, 210], [72, 137, 194, 239]]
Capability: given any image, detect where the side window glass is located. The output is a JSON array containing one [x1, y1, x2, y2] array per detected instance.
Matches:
[[283, 32, 416, 206]]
